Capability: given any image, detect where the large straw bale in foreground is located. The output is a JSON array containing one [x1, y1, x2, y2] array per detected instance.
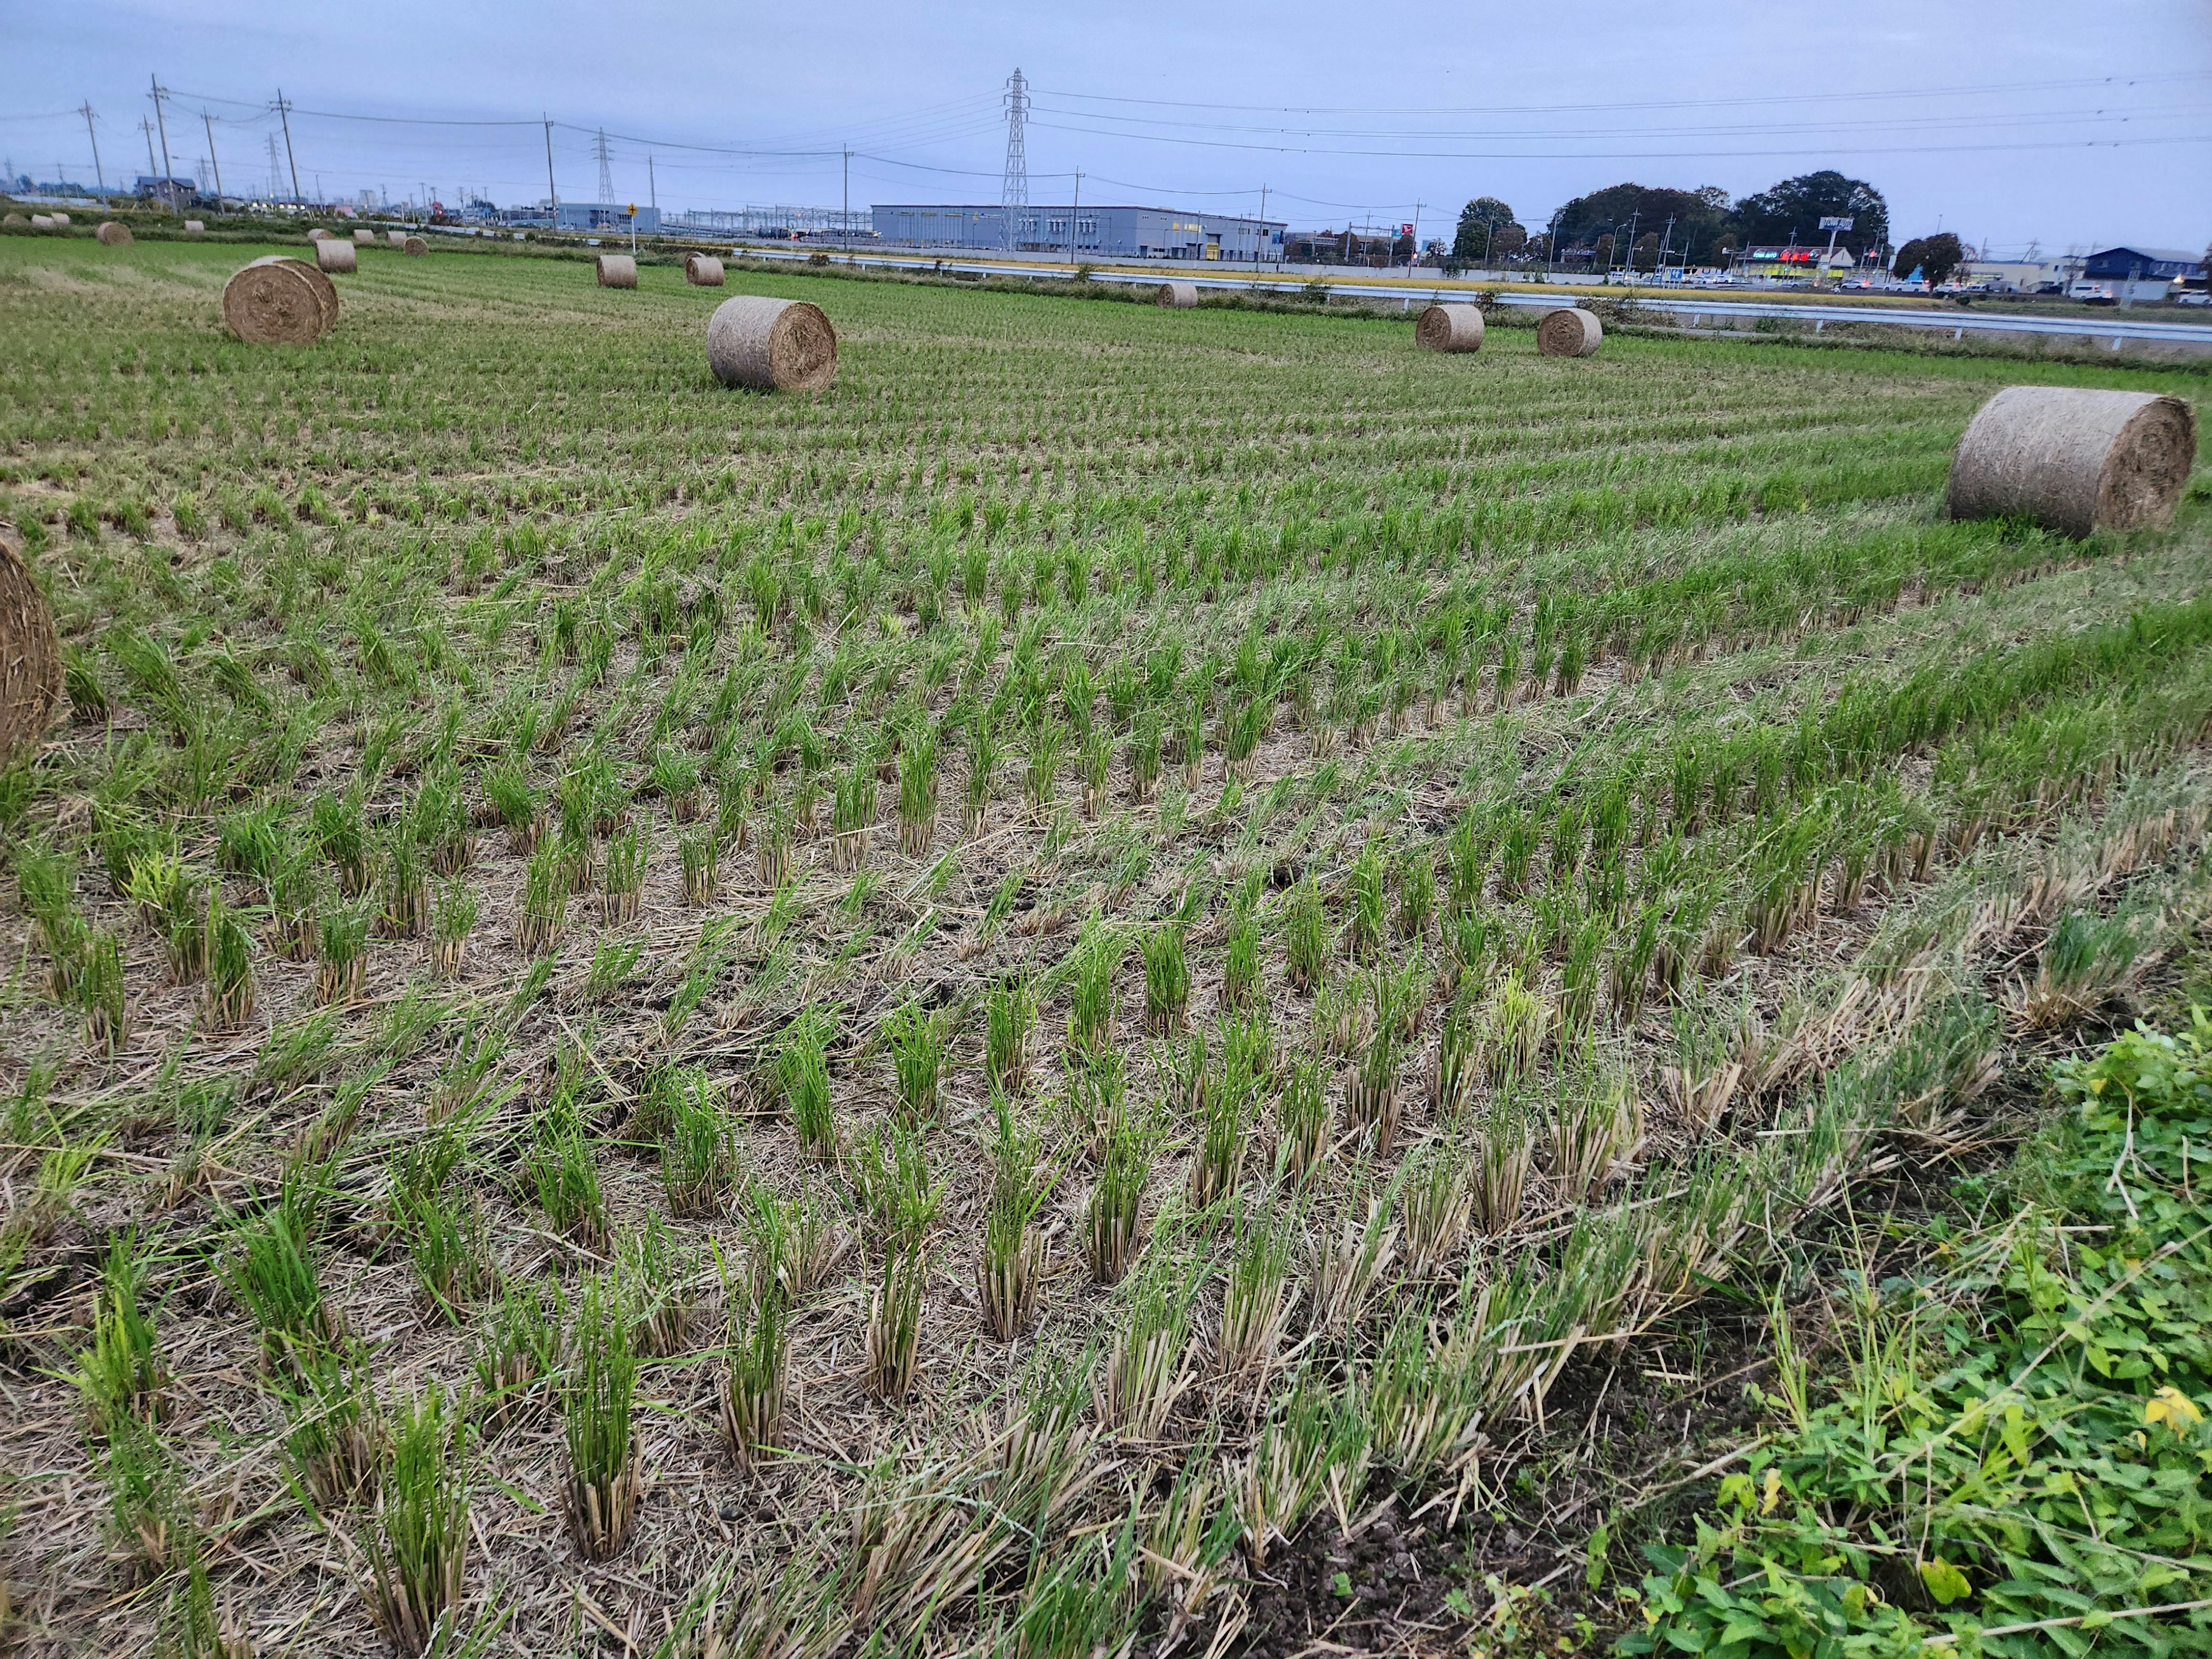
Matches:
[[684, 253, 725, 286], [1416, 303, 1484, 352], [1946, 385, 2196, 538], [1157, 282, 1198, 308], [596, 254, 638, 289], [707, 296, 837, 392], [222, 256, 338, 345], [315, 238, 355, 274], [96, 221, 131, 247], [1537, 307, 1601, 357], [0, 524, 62, 760]]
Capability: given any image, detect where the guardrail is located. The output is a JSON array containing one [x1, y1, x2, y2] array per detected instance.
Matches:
[[746, 246, 2212, 350]]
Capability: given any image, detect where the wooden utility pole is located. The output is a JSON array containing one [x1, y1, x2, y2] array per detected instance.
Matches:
[[543, 115, 558, 227], [203, 111, 224, 207], [275, 90, 301, 203], [79, 103, 104, 196]]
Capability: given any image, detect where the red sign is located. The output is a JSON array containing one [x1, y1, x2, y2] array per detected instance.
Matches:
[[1400, 223, 1414, 235]]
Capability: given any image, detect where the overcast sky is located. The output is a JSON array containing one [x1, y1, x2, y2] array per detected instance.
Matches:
[[4, 0, 2207, 256]]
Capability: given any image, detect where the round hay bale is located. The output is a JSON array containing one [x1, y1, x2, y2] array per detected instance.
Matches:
[[388, 230, 407, 248], [315, 237, 356, 275], [183, 219, 204, 235], [0, 523, 63, 762], [1945, 385, 2196, 539], [1537, 308, 1602, 357], [596, 253, 638, 289], [306, 228, 331, 240], [684, 253, 725, 286], [2, 213, 24, 226], [706, 296, 837, 392], [29, 215, 52, 229], [95, 221, 132, 247], [1416, 303, 1484, 353], [50, 212, 69, 226], [1157, 281, 1199, 309], [222, 256, 336, 345], [351, 228, 374, 246], [403, 236, 426, 256]]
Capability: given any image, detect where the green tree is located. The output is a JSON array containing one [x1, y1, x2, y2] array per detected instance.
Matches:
[[1733, 171, 1889, 257], [1452, 196, 1520, 262], [1550, 183, 1734, 269], [1892, 232, 1963, 286]]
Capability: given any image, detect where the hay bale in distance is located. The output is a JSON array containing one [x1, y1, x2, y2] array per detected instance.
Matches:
[[222, 256, 336, 345], [50, 212, 69, 226], [1416, 303, 1484, 353], [1537, 308, 1602, 357], [95, 221, 132, 247], [707, 295, 837, 392], [183, 219, 205, 234], [29, 215, 52, 229], [1157, 281, 1199, 309], [403, 236, 426, 256], [0, 523, 63, 761], [684, 253, 725, 286], [2, 214, 24, 226], [596, 254, 638, 289], [388, 230, 407, 248], [1946, 385, 2197, 538], [352, 228, 374, 245], [315, 238, 357, 274], [306, 228, 331, 240]]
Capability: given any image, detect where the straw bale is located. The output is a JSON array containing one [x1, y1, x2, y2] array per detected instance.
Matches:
[[1945, 385, 2197, 537], [1536, 307, 1602, 357], [183, 219, 205, 234], [51, 212, 70, 226], [1415, 303, 1484, 352], [596, 253, 638, 289], [403, 235, 426, 256], [0, 523, 62, 760], [95, 221, 132, 247], [1157, 281, 1199, 308], [352, 228, 374, 245], [222, 256, 336, 345], [315, 238, 356, 274], [684, 253, 725, 286], [706, 295, 837, 392]]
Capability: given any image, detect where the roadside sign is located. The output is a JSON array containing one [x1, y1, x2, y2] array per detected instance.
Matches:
[[1819, 216, 1853, 231]]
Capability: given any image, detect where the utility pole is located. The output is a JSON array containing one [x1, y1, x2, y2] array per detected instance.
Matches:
[[149, 75, 175, 208], [80, 103, 105, 197], [1258, 183, 1270, 265], [203, 111, 223, 207], [543, 116, 558, 229], [647, 154, 656, 224], [140, 119, 158, 188], [275, 90, 301, 204], [1068, 168, 1081, 266], [841, 145, 849, 250], [1410, 199, 1422, 272]]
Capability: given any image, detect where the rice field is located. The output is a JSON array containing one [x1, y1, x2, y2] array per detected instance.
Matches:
[[1, 233, 2209, 1658]]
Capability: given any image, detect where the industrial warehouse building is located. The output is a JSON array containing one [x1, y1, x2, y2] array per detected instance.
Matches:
[[871, 203, 1285, 262]]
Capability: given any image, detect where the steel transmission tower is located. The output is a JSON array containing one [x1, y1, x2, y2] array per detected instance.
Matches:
[[1001, 69, 1029, 251], [594, 128, 615, 205]]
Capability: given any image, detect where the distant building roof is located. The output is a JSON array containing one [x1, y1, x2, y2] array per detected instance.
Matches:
[[2082, 246, 2205, 279]]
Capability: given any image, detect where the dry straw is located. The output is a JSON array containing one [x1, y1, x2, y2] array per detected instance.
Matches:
[[402, 236, 426, 256], [0, 524, 62, 760], [596, 254, 638, 289], [1416, 303, 1484, 353], [222, 256, 338, 346], [706, 295, 837, 392], [95, 221, 132, 247], [1157, 281, 1199, 309], [1946, 384, 2198, 538], [684, 253, 725, 286], [315, 238, 357, 275], [1537, 306, 1603, 357]]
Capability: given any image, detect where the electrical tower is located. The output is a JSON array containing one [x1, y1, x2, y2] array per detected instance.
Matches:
[[594, 128, 615, 206], [1001, 69, 1029, 251]]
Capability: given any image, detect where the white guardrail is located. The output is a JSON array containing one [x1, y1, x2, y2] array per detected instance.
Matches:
[[745, 246, 2212, 350]]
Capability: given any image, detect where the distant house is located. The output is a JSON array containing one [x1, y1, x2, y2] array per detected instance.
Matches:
[[2081, 247, 2205, 302]]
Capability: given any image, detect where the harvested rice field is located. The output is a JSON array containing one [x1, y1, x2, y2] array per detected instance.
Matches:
[[1, 233, 2210, 1658]]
